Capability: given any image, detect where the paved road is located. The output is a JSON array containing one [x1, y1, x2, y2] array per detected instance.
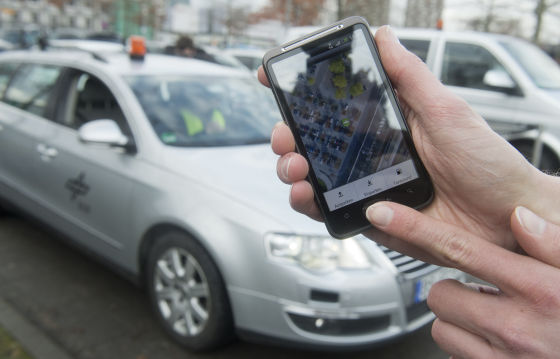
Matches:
[[0, 214, 448, 359]]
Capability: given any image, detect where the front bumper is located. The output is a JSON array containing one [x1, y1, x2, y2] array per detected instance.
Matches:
[[228, 266, 460, 349]]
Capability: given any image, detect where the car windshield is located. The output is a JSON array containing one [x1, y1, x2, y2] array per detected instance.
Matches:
[[499, 39, 560, 90], [126, 75, 281, 146]]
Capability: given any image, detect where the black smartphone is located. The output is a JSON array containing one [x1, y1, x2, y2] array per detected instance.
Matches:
[[263, 16, 433, 239]]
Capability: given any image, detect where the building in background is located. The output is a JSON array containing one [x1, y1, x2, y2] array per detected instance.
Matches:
[[167, 0, 228, 34], [0, 0, 110, 32], [114, 0, 166, 39]]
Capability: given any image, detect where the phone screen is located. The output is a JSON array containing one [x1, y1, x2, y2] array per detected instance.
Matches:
[[269, 25, 420, 212]]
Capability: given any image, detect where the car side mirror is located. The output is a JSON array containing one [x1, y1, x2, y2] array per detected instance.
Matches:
[[78, 119, 135, 153], [483, 69, 519, 95]]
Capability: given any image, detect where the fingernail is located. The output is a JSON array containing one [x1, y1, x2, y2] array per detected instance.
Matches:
[[382, 25, 400, 45], [282, 156, 292, 179], [366, 203, 394, 227], [270, 122, 283, 148], [516, 206, 546, 236]]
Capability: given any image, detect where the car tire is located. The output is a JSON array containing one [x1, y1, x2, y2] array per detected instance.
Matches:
[[146, 230, 234, 351], [510, 140, 560, 173]]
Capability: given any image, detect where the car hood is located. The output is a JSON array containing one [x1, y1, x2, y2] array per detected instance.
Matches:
[[161, 144, 329, 234]]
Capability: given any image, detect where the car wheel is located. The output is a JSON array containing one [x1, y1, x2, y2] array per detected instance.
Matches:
[[146, 231, 234, 351], [511, 140, 560, 173]]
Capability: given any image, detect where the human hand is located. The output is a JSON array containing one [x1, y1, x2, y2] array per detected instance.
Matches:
[[260, 25, 557, 258], [366, 200, 560, 358]]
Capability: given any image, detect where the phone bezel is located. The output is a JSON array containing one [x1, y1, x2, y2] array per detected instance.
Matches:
[[263, 16, 433, 239]]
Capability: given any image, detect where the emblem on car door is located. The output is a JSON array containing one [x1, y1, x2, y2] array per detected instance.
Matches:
[[65, 172, 90, 200]]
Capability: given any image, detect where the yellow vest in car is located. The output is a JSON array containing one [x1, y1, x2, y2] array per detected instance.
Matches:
[[181, 109, 225, 136]]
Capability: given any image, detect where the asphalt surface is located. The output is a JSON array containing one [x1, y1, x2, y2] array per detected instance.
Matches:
[[0, 214, 448, 359]]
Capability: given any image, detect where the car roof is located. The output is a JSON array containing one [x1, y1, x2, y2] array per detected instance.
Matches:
[[0, 49, 252, 78], [102, 52, 250, 77], [48, 39, 125, 53], [281, 26, 522, 47], [392, 27, 524, 44]]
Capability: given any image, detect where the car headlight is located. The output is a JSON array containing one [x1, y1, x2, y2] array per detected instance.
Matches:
[[264, 233, 372, 272]]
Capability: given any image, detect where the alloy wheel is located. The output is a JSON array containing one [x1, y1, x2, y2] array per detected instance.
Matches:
[[154, 247, 210, 337]]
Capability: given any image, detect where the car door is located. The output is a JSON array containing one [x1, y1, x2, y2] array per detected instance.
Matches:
[[33, 68, 136, 253], [0, 63, 61, 212], [438, 40, 522, 131]]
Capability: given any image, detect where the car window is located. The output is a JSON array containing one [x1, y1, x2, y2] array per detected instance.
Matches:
[[61, 71, 130, 135], [441, 42, 514, 91], [235, 56, 261, 71], [499, 39, 560, 90], [400, 39, 430, 62], [0, 62, 18, 96], [127, 75, 281, 147], [4, 63, 61, 117]]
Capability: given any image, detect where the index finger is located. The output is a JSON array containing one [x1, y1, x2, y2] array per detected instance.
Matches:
[[365, 201, 538, 296], [257, 66, 270, 88]]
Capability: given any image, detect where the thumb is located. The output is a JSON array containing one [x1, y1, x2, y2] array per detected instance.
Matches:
[[511, 206, 560, 268]]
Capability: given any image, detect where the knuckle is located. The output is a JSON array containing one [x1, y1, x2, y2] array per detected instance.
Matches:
[[530, 283, 560, 313], [551, 229, 560, 257], [500, 317, 534, 354], [399, 209, 425, 235], [433, 230, 473, 267], [276, 154, 295, 184], [276, 160, 288, 183]]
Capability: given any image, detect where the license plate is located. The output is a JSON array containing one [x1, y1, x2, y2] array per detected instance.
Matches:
[[414, 267, 465, 303]]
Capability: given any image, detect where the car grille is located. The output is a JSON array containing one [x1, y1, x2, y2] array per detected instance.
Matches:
[[378, 245, 436, 278]]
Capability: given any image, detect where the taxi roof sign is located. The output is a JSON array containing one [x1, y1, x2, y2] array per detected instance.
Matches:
[[128, 35, 146, 60]]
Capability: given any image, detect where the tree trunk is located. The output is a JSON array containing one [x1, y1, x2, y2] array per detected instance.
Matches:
[[533, 0, 546, 44]]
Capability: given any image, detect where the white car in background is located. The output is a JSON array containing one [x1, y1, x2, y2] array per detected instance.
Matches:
[[396, 28, 560, 171], [223, 48, 265, 74], [286, 26, 560, 171]]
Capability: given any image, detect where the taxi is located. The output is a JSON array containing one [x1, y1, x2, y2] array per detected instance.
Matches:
[[0, 39, 462, 351]]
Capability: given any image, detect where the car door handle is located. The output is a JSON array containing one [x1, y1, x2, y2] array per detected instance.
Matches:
[[37, 143, 58, 161]]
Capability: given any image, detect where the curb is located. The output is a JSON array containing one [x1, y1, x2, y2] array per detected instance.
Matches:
[[0, 297, 73, 359]]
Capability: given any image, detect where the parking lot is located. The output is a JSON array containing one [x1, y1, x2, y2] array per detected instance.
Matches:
[[0, 214, 447, 359]]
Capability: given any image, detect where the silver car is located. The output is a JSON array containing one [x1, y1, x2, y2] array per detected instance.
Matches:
[[0, 48, 462, 351]]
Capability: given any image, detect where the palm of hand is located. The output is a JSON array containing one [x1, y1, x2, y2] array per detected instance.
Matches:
[[398, 94, 536, 251]]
